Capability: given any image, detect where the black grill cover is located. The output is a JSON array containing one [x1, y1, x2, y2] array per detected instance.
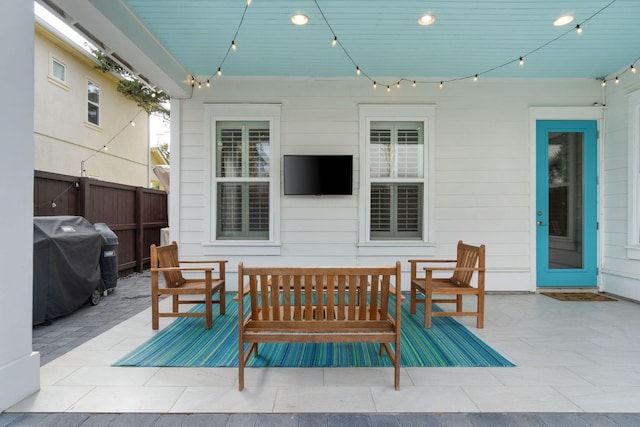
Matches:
[[33, 216, 102, 325]]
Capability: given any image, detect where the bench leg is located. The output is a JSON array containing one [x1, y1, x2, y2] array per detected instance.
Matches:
[[238, 340, 245, 391]]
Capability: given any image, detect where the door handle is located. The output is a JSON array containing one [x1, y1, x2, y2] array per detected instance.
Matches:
[[537, 221, 545, 226]]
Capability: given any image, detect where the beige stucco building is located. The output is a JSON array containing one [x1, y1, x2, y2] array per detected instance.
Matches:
[[33, 19, 150, 187]]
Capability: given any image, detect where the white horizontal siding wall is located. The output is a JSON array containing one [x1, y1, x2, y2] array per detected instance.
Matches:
[[174, 77, 601, 292], [600, 75, 640, 301]]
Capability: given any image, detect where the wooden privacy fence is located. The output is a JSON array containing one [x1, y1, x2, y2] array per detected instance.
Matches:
[[34, 170, 168, 275]]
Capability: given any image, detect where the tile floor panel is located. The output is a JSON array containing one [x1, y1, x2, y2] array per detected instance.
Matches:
[[8, 272, 640, 419]]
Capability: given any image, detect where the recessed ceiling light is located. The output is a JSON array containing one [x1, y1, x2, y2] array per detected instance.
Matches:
[[291, 14, 309, 26], [418, 14, 436, 26], [553, 15, 574, 26]]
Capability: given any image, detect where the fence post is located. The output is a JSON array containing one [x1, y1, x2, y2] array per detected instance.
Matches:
[[136, 186, 144, 272], [78, 177, 90, 220]]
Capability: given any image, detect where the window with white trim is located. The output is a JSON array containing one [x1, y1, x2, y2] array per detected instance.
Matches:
[[215, 121, 270, 240], [359, 105, 434, 247], [87, 80, 100, 126], [51, 58, 66, 83], [628, 90, 640, 257], [370, 121, 424, 239]]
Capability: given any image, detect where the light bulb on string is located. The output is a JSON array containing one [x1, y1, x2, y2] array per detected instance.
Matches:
[[632, 65, 637, 74], [602, 79, 606, 87], [615, 77, 620, 84], [519, 57, 524, 67], [206, 80, 211, 87], [130, 120, 136, 127], [50, 201, 57, 208], [217, 67, 222, 76], [412, 81, 416, 87], [231, 40, 237, 51], [396, 81, 400, 88], [247, 0, 251, 5], [576, 25, 583, 35], [198, 81, 202, 89], [356, 66, 361, 76], [332, 36, 337, 47], [387, 85, 391, 92], [439, 81, 443, 89], [474, 74, 478, 82], [373, 81, 377, 89]]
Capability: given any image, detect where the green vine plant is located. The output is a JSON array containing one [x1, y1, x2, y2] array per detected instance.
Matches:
[[93, 50, 170, 119]]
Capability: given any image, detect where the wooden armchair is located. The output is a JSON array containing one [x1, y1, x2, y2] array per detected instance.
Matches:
[[150, 241, 226, 330], [409, 240, 485, 328]]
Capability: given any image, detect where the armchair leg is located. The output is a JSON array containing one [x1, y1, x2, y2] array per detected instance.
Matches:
[[425, 291, 433, 328], [151, 294, 159, 330], [456, 295, 463, 312], [220, 287, 226, 315], [410, 285, 417, 314], [205, 290, 213, 329], [477, 293, 485, 328]]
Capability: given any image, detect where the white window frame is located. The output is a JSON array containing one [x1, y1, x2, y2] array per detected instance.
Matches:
[[87, 79, 100, 127], [203, 104, 281, 256], [358, 104, 435, 256], [48, 56, 68, 88], [627, 89, 640, 259]]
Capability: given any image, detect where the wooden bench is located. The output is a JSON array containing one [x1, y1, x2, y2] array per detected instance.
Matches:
[[150, 241, 226, 330], [409, 240, 485, 328], [237, 263, 402, 390]]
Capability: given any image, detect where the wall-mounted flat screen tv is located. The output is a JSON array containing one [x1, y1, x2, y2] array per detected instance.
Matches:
[[283, 155, 353, 195]]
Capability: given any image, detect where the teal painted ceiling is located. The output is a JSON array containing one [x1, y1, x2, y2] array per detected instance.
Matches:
[[42, 0, 640, 93]]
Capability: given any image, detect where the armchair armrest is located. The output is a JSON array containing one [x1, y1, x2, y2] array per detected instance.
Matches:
[[151, 266, 214, 273]]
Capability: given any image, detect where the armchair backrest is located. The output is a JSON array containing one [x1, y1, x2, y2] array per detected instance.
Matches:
[[150, 241, 186, 288], [451, 240, 485, 288]]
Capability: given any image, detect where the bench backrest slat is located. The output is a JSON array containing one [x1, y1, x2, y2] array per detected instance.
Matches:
[[239, 265, 401, 323]]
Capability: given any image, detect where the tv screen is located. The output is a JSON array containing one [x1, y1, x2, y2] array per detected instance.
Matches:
[[284, 155, 353, 195]]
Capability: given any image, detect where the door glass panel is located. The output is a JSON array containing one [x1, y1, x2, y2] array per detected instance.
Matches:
[[548, 132, 583, 269]]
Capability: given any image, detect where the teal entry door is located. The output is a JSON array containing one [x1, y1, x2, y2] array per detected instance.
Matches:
[[535, 120, 598, 287]]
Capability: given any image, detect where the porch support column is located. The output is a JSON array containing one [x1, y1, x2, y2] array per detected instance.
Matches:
[[0, 0, 40, 411]]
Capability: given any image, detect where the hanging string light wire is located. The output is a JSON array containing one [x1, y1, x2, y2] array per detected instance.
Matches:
[[190, 0, 623, 92], [80, 108, 145, 177], [199, 2, 251, 87]]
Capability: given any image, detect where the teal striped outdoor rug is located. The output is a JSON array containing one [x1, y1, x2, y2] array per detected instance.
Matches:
[[114, 294, 514, 368]]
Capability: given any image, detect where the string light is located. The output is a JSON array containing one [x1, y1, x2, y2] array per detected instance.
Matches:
[[474, 74, 478, 82], [372, 81, 377, 89], [519, 57, 524, 67], [412, 81, 416, 87], [439, 81, 443, 89], [576, 24, 583, 35], [632, 65, 637, 74], [615, 76, 619, 84], [386, 85, 391, 92], [231, 40, 237, 51], [356, 66, 360, 76], [247, 0, 251, 5], [602, 79, 607, 87], [396, 81, 400, 88], [331, 36, 337, 47], [206, 79, 211, 87], [217, 67, 222, 76]]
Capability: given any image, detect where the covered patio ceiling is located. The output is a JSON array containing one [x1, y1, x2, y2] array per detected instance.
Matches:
[[39, 0, 640, 98]]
